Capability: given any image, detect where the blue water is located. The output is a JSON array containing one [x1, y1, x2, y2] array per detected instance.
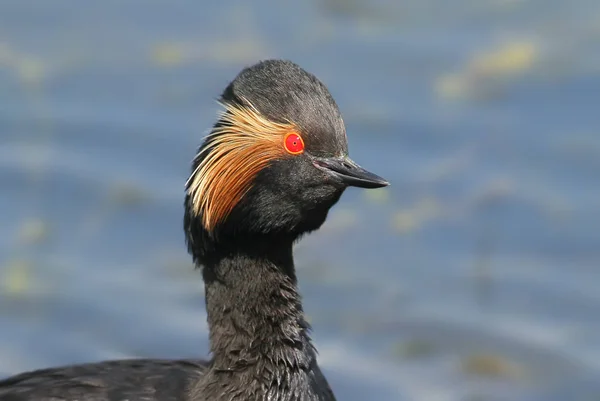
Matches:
[[1, 1, 599, 400]]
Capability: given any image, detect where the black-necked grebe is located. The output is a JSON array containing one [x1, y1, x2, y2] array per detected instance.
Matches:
[[0, 59, 388, 401]]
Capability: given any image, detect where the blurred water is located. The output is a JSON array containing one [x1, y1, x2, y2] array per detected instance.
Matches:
[[1, 1, 599, 400]]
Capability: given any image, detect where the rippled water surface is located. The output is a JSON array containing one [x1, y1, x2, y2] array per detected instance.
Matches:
[[1, 1, 600, 400]]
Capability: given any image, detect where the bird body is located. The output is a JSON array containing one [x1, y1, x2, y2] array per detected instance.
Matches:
[[0, 60, 388, 401], [0, 360, 205, 401]]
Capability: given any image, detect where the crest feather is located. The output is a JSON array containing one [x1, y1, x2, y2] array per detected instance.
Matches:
[[186, 99, 298, 232]]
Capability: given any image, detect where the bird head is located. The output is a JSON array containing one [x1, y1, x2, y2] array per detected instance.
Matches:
[[184, 60, 388, 265]]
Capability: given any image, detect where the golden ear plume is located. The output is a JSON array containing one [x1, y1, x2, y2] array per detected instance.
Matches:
[[186, 100, 297, 232]]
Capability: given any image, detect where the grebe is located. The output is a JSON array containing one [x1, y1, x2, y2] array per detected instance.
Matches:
[[0, 59, 388, 401]]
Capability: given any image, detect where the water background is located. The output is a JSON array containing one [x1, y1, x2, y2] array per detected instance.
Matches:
[[1, 1, 599, 400]]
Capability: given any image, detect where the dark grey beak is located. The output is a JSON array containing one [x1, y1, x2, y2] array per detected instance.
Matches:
[[313, 157, 389, 189]]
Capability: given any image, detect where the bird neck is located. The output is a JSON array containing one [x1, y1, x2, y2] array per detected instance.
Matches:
[[202, 236, 313, 367], [192, 235, 334, 400]]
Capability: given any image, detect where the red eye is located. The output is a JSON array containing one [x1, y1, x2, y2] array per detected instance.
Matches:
[[284, 132, 305, 155]]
